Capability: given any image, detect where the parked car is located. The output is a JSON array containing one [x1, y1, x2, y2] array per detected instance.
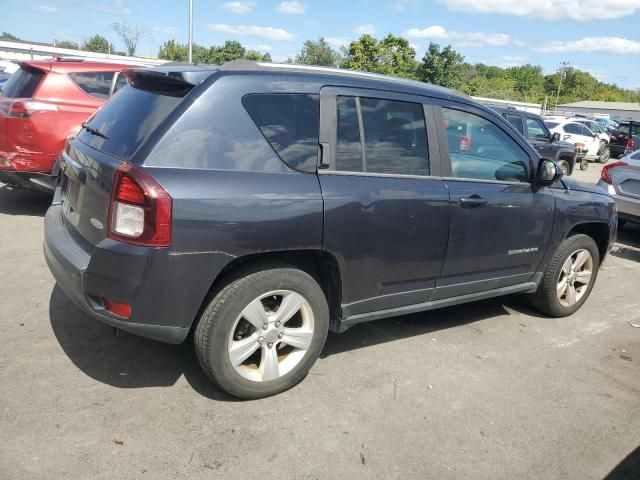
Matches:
[[493, 107, 579, 175], [597, 150, 640, 227], [595, 117, 618, 134], [574, 118, 610, 145], [44, 62, 617, 399], [0, 58, 139, 192], [545, 119, 609, 163], [609, 121, 640, 158]]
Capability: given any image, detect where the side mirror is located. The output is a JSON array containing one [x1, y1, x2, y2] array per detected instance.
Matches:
[[551, 132, 561, 143], [537, 158, 563, 186], [593, 133, 598, 139]]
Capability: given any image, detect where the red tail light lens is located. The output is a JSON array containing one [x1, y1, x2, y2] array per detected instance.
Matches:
[[627, 138, 635, 151], [0, 99, 58, 118], [459, 135, 472, 151], [108, 163, 172, 247], [102, 298, 132, 318], [600, 161, 627, 185]]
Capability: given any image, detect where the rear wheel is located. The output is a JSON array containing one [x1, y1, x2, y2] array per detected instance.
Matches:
[[598, 145, 610, 164], [530, 234, 599, 317], [194, 266, 329, 399]]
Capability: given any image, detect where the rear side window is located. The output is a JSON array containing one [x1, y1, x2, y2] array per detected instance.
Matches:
[[243, 94, 319, 172], [1, 66, 44, 98], [77, 85, 182, 159], [442, 107, 529, 183], [69, 71, 114, 100], [505, 114, 524, 135], [335, 96, 429, 176], [563, 123, 582, 135]]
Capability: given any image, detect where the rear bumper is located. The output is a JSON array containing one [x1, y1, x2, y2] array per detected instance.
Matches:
[[43, 204, 190, 343], [609, 145, 626, 157], [597, 181, 640, 221], [0, 169, 56, 192]]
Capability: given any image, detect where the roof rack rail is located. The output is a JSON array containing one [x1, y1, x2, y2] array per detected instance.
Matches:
[[51, 55, 86, 62]]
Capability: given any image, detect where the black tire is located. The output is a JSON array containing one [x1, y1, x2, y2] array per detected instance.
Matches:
[[194, 265, 329, 399], [530, 234, 600, 317], [580, 159, 589, 171], [598, 146, 610, 164], [558, 160, 571, 176]]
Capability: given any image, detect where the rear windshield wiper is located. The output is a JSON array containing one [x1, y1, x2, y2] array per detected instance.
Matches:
[[81, 122, 108, 139]]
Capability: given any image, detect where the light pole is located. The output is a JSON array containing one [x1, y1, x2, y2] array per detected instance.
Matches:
[[188, 0, 193, 63]]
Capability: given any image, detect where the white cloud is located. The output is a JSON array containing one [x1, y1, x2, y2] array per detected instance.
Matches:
[[438, 0, 640, 22], [278, 0, 306, 14], [91, 1, 131, 15], [393, 0, 422, 10], [35, 5, 57, 13], [325, 37, 351, 48], [497, 55, 529, 67], [207, 24, 295, 41], [248, 44, 273, 51], [534, 36, 640, 54], [153, 26, 177, 34], [405, 25, 515, 47], [222, 1, 257, 14], [353, 24, 376, 35]]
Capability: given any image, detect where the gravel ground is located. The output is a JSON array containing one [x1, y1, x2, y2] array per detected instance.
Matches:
[[1, 162, 639, 480]]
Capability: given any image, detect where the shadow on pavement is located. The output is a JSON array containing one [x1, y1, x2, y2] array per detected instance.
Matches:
[[603, 446, 640, 480], [50, 284, 535, 399], [0, 184, 52, 216], [611, 222, 640, 263]]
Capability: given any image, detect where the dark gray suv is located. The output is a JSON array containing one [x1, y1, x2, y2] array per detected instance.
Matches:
[[44, 62, 617, 398]]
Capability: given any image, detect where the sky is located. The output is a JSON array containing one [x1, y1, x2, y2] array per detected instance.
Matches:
[[1, 0, 639, 89]]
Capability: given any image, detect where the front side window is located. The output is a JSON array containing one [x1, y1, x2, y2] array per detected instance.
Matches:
[[442, 107, 529, 183], [334, 96, 429, 176], [526, 118, 550, 141], [69, 71, 115, 100], [243, 93, 319, 172]]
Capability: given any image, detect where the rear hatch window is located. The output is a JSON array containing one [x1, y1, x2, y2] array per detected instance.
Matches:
[[1, 65, 45, 98], [76, 70, 198, 160]]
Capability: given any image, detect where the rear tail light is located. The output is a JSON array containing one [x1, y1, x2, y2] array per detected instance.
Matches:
[[459, 135, 472, 151], [108, 163, 172, 247], [102, 297, 131, 318], [600, 161, 627, 185], [0, 98, 58, 118], [626, 138, 635, 151]]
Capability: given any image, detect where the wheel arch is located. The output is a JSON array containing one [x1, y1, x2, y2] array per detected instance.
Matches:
[[193, 249, 343, 333], [566, 222, 611, 264]]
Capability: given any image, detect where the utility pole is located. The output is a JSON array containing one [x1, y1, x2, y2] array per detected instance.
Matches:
[[188, 0, 193, 63]]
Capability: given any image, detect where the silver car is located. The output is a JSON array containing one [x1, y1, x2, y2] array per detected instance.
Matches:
[[597, 150, 640, 227]]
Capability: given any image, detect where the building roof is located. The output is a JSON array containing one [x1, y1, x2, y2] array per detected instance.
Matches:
[[558, 100, 640, 112]]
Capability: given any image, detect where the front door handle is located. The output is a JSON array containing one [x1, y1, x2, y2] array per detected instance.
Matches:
[[459, 195, 487, 208]]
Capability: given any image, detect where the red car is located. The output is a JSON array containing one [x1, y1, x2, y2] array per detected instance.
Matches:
[[0, 58, 140, 192]]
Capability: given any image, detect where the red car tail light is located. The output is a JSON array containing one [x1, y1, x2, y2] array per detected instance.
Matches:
[[600, 161, 627, 185], [627, 138, 635, 151], [108, 163, 172, 247], [0, 98, 58, 118], [459, 135, 472, 151], [102, 298, 132, 318]]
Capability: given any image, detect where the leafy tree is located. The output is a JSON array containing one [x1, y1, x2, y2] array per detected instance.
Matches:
[[295, 37, 341, 67], [209, 40, 246, 64], [244, 50, 271, 61], [1, 32, 18, 40], [55, 40, 80, 50], [505, 64, 544, 98], [417, 42, 465, 88], [82, 35, 113, 54], [342, 34, 417, 77], [112, 23, 145, 56]]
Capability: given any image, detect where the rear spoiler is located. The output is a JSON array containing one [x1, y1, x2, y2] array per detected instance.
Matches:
[[123, 68, 218, 97]]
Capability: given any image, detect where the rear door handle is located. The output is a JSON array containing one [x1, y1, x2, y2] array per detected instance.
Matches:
[[459, 195, 487, 208]]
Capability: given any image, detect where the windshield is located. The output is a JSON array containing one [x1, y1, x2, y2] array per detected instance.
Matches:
[[77, 85, 183, 160]]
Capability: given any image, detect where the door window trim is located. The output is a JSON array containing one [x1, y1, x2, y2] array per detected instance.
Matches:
[[432, 100, 535, 184], [318, 85, 444, 179]]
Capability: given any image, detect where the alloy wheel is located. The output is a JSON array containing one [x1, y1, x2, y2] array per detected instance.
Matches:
[[227, 290, 315, 382], [556, 248, 594, 307]]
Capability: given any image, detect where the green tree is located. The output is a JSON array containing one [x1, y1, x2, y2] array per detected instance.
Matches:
[[82, 35, 113, 54], [209, 40, 246, 64], [295, 37, 341, 66], [1, 32, 18, 40], [342, 34, 417, 78], [244, 49, 271, 61], [505, 64, 544, 99], [55, 40, 80, 50], [417, 42, 465, 88]]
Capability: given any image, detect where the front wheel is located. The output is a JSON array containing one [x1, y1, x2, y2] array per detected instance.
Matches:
[[558, 160, 571, 176], [598, 146, 610, 164], [194, 266, 329, 399], [530, 234, 599, 317]]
